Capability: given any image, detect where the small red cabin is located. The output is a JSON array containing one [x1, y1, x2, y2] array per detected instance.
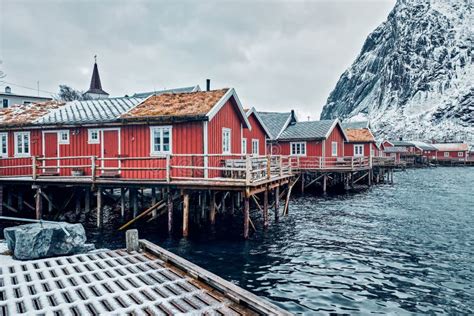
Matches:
[[242, 107, 272, 156], [343, 128, 377, 159], [432, 143, 469, 161]]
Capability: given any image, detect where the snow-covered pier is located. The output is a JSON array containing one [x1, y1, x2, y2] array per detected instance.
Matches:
[[0, 232, 289, 315]]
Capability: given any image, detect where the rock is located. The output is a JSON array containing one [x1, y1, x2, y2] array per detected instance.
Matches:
[[3, 222, 94, 260]]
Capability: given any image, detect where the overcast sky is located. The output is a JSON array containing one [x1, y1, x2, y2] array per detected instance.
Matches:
[[0, 0, 395, 119]]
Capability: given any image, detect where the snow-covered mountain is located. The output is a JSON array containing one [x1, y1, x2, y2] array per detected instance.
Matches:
[[320, 0, 473, 142]]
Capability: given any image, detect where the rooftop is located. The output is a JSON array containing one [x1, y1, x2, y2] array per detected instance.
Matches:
[[345, 128, 375, 143], [409, 141, 438, 151], [278, 119, 337, 141], [121, 89, 229, 120], [390, 140, 415, 147], [432, 143, 469, 151], [257, 111, 295, 140], [133, 85, 201, 98], [0, 100, 65, 127], [342, 120, 370, 129], [384, 146, 408, 153]]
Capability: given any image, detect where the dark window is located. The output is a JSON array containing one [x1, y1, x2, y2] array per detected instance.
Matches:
[[2, 99, 8, 108]]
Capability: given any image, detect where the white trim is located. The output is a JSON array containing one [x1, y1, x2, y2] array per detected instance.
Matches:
[[100, 128, 122, 173], [252, 139, 259, 156], [290, 141, 306, 156], [14, 131, 31, 157], [246, 107, 273, 138], [0, 132, 8, 157], [222, 128, 231, 154], [150, 126, 172, 156], [57, 130, 70, 145], [242, 138, 247, 155], [206, 88, 251, 130], [203, 121, 209, 178], [88, 128, 100, 144], [354, 144, 364, 157], [331, 141, 338, 157]]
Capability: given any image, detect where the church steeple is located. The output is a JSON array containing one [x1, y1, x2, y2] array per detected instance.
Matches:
[[85, 55, 109, 99]]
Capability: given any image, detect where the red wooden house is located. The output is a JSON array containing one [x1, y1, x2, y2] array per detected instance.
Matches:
[[343, 128, 377, 159], [0, 88, 253, 180], [242, 107, 271, 156], [257, 110, 297, 155], [432, 143, 469, 161]]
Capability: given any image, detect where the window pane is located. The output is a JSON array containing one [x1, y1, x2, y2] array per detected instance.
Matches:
[[163, 129, 170, 151], [24, 134, 29, 153], [17, 134, 22, 153], [154, 130, 161, 152]]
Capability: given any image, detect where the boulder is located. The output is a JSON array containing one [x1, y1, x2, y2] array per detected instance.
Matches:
[[3, 222, 94, 260]]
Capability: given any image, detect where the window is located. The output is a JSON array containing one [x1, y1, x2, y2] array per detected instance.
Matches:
[[331, 141, 338, 156], [23, 101, 31, 105], [150, 126, 172, 155], [444, 152, 449, 157], [14, 132, 30, 157], [2, 99, 8, 108], [0, 133, 7, 157], [290, 142, 306, 156], [354, 144, 364, 157], [458, 152, 464, 157], [242, 138, 247, 155], [252, 139, 259, 156], [222, 128, 231, 154], [88, 129, 100, 144], [58, 130, 69, 144]]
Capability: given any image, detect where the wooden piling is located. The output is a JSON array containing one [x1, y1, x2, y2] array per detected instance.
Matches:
[[274, 186, 279, 222], [263, 188, 269, 228], [120, 188, 126, 217], [167, 189, 173, 234], [323, 174, 327, 193], [35, 187, 42, 220], [210, 191, 216, 225], [17, 191, 23, 212], [243, 195, 250, 239], [96, 188, 102, 228], [151, 187, 157, 217], [85, 189, 91, 213], [183, 193, 190, 237], [75, 189, 81, 213]]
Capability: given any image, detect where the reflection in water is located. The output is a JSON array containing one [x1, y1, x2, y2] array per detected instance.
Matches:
[[2, 167, 473, 313]]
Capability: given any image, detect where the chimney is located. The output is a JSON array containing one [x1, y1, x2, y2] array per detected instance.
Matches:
[[5, 86, 11, 94], [206, 79, 211, 91]]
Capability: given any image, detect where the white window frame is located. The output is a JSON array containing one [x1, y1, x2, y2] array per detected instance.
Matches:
[[331, 141, 338, 157], [354, 144, 364, 157], [458, 152, 463, 157], [58, 130, 70, 144], [150, 126, 172, 156], [290, 142, 306, 156], [252, 139, 259, 156], [242, 138, 247, 155], [14, 131, 31, 157], [0, 132, 8, 157], [222, 128, 231, 154], [444, 152, 449, 157], [88, 129, 100, 144]]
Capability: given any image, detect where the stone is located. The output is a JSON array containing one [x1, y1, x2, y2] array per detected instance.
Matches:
[[3, 222, 94, 260]]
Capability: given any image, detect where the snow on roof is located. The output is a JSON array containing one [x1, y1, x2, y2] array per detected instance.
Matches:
[[0, 100, 65, 127], [409, 141, 438, 151], [121, 89, 229, 120], [345, 128, 375, 143], [36, 97, 145, 125], [432, 143, 469, 152]]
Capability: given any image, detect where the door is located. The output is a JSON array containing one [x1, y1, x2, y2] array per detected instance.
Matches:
[[44, 132, 58, 174], [102, 130, 119, 173]]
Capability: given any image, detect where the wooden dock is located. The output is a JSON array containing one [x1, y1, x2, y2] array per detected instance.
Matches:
[[0, 234, 290, 315]]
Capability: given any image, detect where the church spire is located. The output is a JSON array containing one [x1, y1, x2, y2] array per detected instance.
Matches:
[[85, 55, 109, 99]]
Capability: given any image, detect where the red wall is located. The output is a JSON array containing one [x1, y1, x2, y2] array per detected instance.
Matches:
[[0, 130, 42, 176], [344, 142, 375, 157], [436, 150, 467, 160], [243, 113, 267, 155]]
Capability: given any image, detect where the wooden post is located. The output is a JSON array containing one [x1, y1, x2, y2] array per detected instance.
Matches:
[[301, 175, 305, 194], [96, 188, 102, 228], [32, 156, 37, 180], [274, 186, 280, 222], [151, 187, 157, 217], [266, 155, 271, 180], [221, 193, 226, 215], [166, 155, 171, 183], [201, 191, 207, 222], [167, 189, 173, 234], [209, 191, 216, 225], [132, 189, 138, 217], [183, 193, 190, 237], [323, 174, 327, 194], [35, 187, 42, 220], [75, 189, 81, 213], [47, 192, 53, 213], [230, 193, 235, 216], [120, 188, 126, 217], [263, 188, 269, 228], [243, 195, 250, 239], [85, 188, 91, 213], [91, 156, 96, 181]]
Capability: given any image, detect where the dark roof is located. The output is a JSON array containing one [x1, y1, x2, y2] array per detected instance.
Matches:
[[409, 141, 437, 151], [257, 111, 295, 139], [36, 97, 144, 125], [278, 119, 337, 140], [390, 140, 415, 147], [342, 121, 370, 129], [86, 62, 109, 95], [384, 146, 408, 153], [133, 85, 201, 98]]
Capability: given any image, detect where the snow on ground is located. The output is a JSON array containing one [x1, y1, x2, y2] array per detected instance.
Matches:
[[0, 240, 16, 266]]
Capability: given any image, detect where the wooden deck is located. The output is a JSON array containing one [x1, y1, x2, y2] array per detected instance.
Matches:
[[0, 238, 290, 315]]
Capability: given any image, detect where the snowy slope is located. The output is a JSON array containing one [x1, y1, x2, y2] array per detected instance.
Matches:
[[320, 0, 473, 142]]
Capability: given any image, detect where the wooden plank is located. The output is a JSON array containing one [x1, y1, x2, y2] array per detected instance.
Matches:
[[183, 193, 190, 237], [263, 188, 269, 228], [119, 199, 165, 231], [96, 188, 102, 228], [243, 196, 250, 239], [209, 191, 216, 225], [35, 188, 42, 220]]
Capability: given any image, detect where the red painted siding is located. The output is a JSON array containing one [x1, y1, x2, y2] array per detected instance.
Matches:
[[436, 150, 467, 160], [243, 113, 267, 155]]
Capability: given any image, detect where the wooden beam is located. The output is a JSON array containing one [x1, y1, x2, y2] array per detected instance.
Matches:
[[120, 188, 126, 217], [243, 195, 250, 239], [35, 188, 42, 220], [2, 202, 19, 214], [209, 191, 216, 225], [96, 188, 102, 228], [263, 188, 269, 228], [168, 189, 173, 234], [323, 175, 327, 193], [183, 193, 190, 237], [151, 187, 157, 217], [119, 199, 165, 231], [85, 189, 91, 213], [274, 186, 279, 222]]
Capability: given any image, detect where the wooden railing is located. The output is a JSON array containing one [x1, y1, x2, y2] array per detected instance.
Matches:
[[288, 156, 371, 170], [0, 154, 293, 185], [372, 156, 397, 167]]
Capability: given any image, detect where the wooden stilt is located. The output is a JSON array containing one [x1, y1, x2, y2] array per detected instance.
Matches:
[[263, 188, 269, 228], [230, 193, 235, 216], [151, 187, 157, 217], [17, 191, 23, 212], [47, 192, 53, 213], [274, 186, 279, 222], [236, 192, 241, 208], [209, 191, 216, 225], [132, 189, 138, 217], [120, 188, 125, 217], [323, 175, 327, 194], [221, 193, 226, 215], [7, 189, 12, 208], [368, 170, 372, 186], [201, 191, 207, 223], [167, 189, 173, 234], [96, 188, 102, 228], [301, 175, 305, 194], [85, 189, 91, 213], [183, 193, 190, 237], [243, 195, 250, 239], [35, 187, 42, 220]]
